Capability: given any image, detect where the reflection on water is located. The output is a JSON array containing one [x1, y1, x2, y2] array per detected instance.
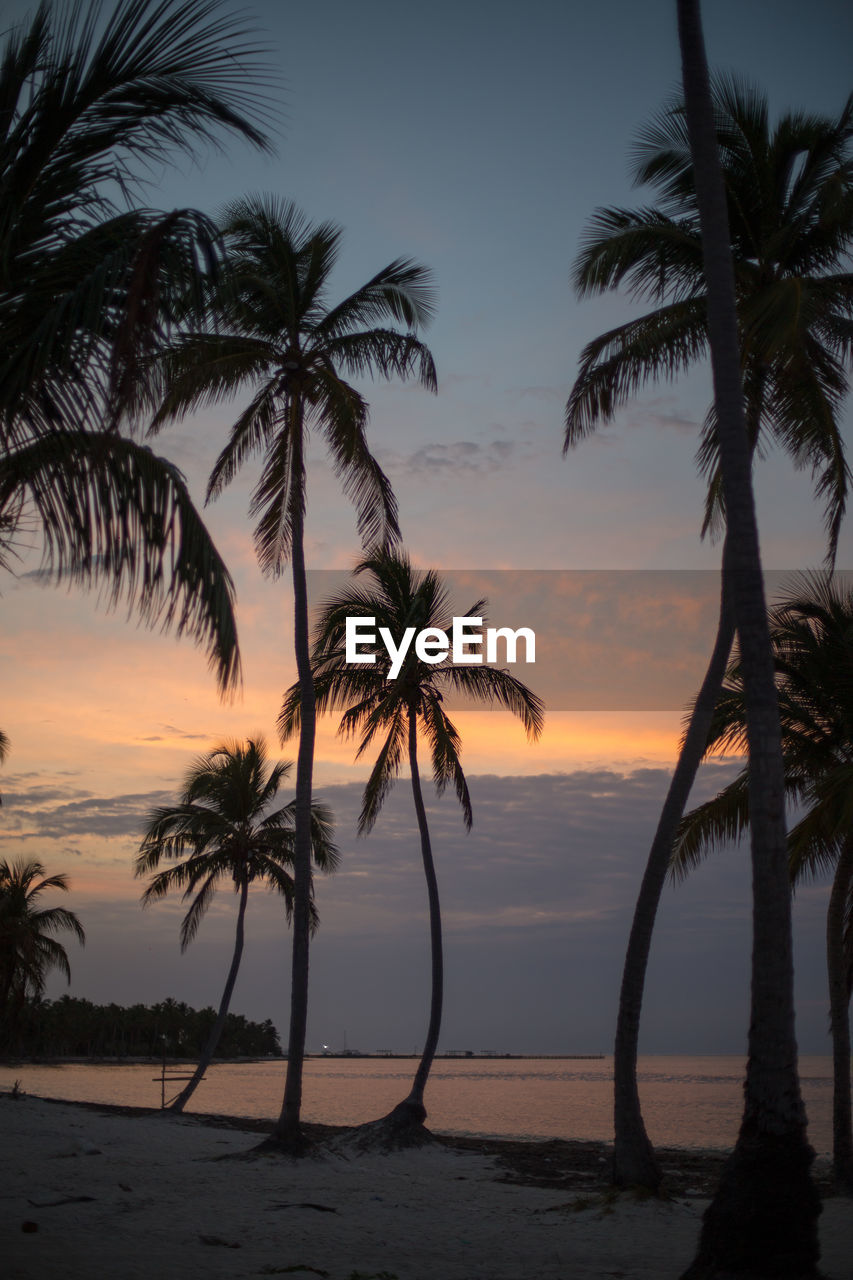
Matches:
[[0, 1055, 834, 1154]]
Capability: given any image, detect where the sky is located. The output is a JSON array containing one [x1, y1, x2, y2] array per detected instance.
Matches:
[[2, 0, 853, 1061]]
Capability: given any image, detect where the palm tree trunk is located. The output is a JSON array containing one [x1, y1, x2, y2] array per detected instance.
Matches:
[[827, 833, 853, 1193], [272, 416, 316, 1153], [614, 360, 765, 1191], [169, 874, 250, 1114], [403, 703, 443, 1116], [677, 2, 820, 1274], [613, 550, 735, 1188]]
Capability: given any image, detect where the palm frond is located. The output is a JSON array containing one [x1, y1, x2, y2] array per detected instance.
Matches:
[[136, 737, 338, 951], [0, 430, 240, 692], [567, 76, 853, 563], [358, 707, 408, 834], [445, 663, 545, 739], [671, 769, 750, 880], [565, 299, 708, 446]]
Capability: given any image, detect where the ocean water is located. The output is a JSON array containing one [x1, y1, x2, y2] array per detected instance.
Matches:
[[0, 1055, 836, 1154]]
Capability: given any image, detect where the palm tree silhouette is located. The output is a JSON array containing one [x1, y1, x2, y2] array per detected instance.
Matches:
[[0, 858, 85, 1048], [150, 205, 436, 1148], [279, 550, 543, 1142], [136, 737, 338, 1113], [566, 70, 853, 1188], [0, 0, 275, 691], [674, 572, 853, 1194], [676, 2, 818, 1273]]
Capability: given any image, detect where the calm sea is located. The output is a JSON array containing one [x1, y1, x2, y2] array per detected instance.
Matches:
[[0, 1055, 836, 1155]]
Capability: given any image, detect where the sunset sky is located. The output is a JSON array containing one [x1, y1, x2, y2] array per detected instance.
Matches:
[[2, 0, 852, 1060]]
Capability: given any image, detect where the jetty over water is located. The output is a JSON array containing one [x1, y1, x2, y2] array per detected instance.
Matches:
[[313, 1051, 605, 1060]]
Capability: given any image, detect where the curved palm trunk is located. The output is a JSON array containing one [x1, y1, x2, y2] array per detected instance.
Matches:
[[827, 834, 853, 1193], [677, 2, 820, 1274], [272, 414, 316, 1152], [169, 875, 250, 1114], [615, 379, 763, 1191], [400, 703, 443, 1117], [613, 556, 735, 1188]]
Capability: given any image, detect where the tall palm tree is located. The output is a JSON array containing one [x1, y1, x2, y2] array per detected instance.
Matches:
[[566, 69, 853, 1188], [278, 551, 543, 1141], [135, 737, 338, 1113], [150, 199, 436, 1148], [674, 572, 853, 1194], [676, 2, 819, 1274], [0, 0, 276, 691], [0, 858, 85, 1047]]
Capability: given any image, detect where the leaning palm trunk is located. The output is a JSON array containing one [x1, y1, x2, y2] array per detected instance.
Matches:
[[401, 705, 444, 1118], [615, 371, 767, 1191], [614, 557, 735, 1188], [827, 834, 853, 1193], [272, 440, 316, 1153], [170, 876, 250, 1113], [677, 2, 820, 1274], [354, 706, 444, 1143]]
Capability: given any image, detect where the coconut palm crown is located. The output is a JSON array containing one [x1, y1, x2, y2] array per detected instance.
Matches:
[[0, 859, 85, 1031], [279, 551, 543, 834], [0, 0, 276, 692], [566, 75, 853, 558], [149, 195, 437, 575]]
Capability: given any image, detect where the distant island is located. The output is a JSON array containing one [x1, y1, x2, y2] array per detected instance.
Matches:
[[3, 996, 282, 1060]]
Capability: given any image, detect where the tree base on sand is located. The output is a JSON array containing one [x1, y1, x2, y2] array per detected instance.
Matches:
[[680, 1130, 821, 1279], [253, 1127, 316, 1158], [612, 1119, 663, 1192], [333, 1099, 434, 1153]]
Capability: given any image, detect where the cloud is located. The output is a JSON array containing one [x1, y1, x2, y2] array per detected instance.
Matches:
[[388, 438, 516, 478], [22, 761, 833, 1054], [311, 763, 747, 940], [649, 410, 701, 435], [629, 396, 701, 436], [0, 785, 172, 841], [137, 724, 211, 743]]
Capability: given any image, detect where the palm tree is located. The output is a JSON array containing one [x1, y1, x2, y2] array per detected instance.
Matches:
[[150, 195, 436, 1150], [278, 550, 543, 1142], [565, 68, 853, 1188], [135, 737, 338, 1113], [0, 0, 276, 691], [0, 858, 85, 1047], [676, 2, 819, 1274], [673, 572, 853, 1194]]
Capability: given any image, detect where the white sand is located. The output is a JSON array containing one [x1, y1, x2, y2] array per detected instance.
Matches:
[[1, 1098, 850, 1279]]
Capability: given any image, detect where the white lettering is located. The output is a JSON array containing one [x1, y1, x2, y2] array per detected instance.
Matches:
[[379, 625, 417, 679], [486, 626, 536, 664], [346, 616, 377, 664], [415, 627, 450, 664], [452, 616, 483, 664], [344, 615, 536, 677]]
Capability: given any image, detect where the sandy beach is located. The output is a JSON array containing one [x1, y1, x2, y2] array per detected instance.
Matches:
[[1, 1096, 850, 1280]]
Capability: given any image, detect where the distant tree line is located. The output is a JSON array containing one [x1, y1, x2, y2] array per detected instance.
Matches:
[[5, 995, 282, 1060]]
